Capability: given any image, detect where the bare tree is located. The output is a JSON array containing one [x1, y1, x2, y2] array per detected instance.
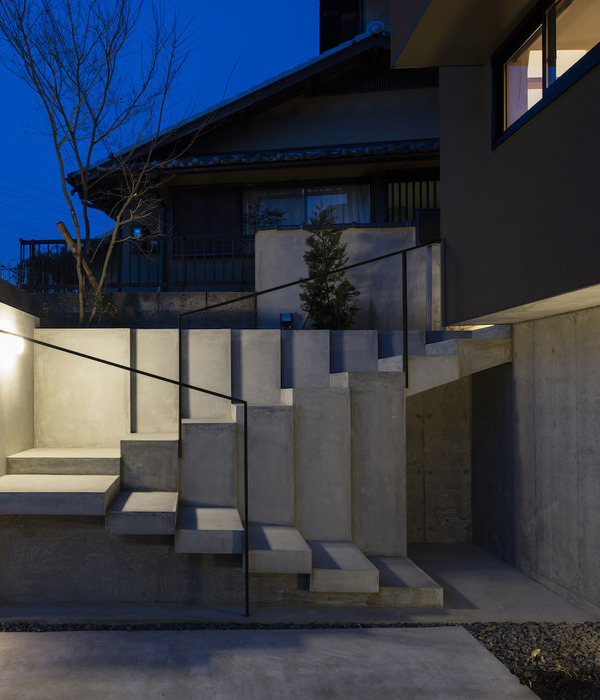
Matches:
[[0, 0, 191, 325]]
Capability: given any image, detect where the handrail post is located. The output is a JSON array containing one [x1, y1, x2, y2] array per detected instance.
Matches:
[[402, 251, 409, 388], [243, 401, 249, 617], [178, 315, 183, 458]]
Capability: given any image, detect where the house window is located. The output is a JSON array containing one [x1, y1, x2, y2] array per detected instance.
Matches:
[[494, 0, 600, 137], [387, 178, 440, 224], [245, 183, 371, 231]]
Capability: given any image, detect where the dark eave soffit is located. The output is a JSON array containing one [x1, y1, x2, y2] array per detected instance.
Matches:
[[391, 0, 541, 68]]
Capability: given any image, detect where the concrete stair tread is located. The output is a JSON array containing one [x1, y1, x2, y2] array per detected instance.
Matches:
[[0, 474, 120, 515], [248, 524, 312, 574], [106, 491, 178, 536], [181, 418, 235, 425], [175, 506, 244, 554], [122, 433, 178, 442], [308, 541, 379, 593], [370, 556, 440, 588], [8, 447, 121, 459], [7, 447, 121, 476]]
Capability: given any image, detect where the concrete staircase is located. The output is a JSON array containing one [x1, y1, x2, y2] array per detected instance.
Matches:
[[0, 326, 512, 607]]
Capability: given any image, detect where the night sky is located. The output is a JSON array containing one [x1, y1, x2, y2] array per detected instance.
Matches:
[[0, 0, 319, 269]]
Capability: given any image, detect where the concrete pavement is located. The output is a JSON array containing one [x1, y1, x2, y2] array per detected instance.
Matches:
[[0, 627, 536, 699]]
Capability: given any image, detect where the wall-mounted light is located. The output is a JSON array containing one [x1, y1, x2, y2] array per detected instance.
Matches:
[[0, 318, 25, 371]]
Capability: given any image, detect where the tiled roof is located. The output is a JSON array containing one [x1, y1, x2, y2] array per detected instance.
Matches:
[[94, 139, 440, 173]]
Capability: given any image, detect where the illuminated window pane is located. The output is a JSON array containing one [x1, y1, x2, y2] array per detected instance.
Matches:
[[548, 0, 599, 85], [505, 25, 543, 128]]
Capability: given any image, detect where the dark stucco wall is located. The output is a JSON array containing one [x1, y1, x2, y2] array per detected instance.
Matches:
[[439, 62, 600, 324]]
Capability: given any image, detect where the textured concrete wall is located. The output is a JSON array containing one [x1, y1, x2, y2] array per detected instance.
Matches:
[[472, 306, 600, 615], [34, 329, 130, 448], [255, 227, 436, 330], [406, 377, 472, 543], [0, 302, 36, 473]]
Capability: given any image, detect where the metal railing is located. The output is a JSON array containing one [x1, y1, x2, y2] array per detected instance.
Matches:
[[2, 236, 441, 618], [17, 235, 255, 293]]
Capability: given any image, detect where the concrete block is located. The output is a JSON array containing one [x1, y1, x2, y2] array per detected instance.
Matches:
[[183, 329, 232, 420], [120, 433, 178, 491], [248, 524, 312, 574], [174, 506, 244, 554], [0, 474, 119, 515], [330, 331, 378, 373], [232, 330, 281, 404], [132, 330, 179, 434], [33, 329, 130, 448], [378, 330, 425, 357], [281, 330, 330, 388], [330, 372, 406, 556], [181, 420, 237, 507], [369, 556, 443, 607], [7, 448, 120, 475], [106, 491, 178, 535], [293, 388, 352, 541], [308, 540, 379, 593], [405, 356, 460, 396], [238, 405, 294, 525]]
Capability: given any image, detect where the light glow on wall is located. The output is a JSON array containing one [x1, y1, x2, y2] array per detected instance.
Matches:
[[0, 317, 25, 371]]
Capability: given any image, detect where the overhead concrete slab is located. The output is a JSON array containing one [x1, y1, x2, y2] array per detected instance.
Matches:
[[175, 506, 244, 554], [309, 540, 379, 593], [248, 524, 311, 574], [0, 474, 119, 515], [0, 627, 537, 699], [106, 491, 178, 535], [7, 448, 120, 475]]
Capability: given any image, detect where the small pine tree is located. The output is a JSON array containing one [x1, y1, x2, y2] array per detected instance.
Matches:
[[299, 204, 359, 329]]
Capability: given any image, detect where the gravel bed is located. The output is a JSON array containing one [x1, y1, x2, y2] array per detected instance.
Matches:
[[466, 622, 600, 699], [0, 619, 598, 698]]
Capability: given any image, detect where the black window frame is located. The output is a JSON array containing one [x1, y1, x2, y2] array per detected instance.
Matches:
[[491, 0, 600, 146]]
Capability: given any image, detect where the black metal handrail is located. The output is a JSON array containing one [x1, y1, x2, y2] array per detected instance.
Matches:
[[178, 238, 443, 389], [0, 327, 251, 618]]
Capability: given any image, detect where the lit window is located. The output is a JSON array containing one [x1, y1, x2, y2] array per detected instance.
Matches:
[[495, 0, 600, 135]]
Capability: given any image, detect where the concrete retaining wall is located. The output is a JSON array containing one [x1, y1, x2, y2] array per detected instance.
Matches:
[[0, 302, 36, 473], [472, 306, 600, 615], [406, 377, 472, 544], [255, 227, 440, 331]]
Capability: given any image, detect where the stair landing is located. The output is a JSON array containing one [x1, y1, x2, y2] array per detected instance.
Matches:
[[0, 474, 119, 515]]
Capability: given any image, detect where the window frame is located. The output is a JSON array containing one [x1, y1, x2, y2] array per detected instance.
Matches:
[[491, 0, 600, 147]]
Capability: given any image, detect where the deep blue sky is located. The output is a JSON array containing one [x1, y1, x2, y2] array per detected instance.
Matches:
[[0, 0, 319, 268]]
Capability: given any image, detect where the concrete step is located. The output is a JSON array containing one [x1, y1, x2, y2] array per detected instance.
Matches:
[[174, 506, 244, 554], [378, 338, 512, 395], [0, 474, 120, 515], [106, 491, 178, 535], [248, 524, 312, 574], [120, 433, 179, 491], [6, 448, 120, 475], [308, 541, 379, 593], [368, 556, 443, 607]]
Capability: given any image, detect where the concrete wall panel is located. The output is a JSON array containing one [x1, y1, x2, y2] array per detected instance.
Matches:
[[0, 303, 36, 472], [407, 378, 472, 543], [34, 329, 130, 448], [473, 306, 600, 615], [183, 330, 232, 419], [294, 388, 352, 541], [133, 329, 178, 433], [255, 228, 434, 331], [232, 330, 281, 404]]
